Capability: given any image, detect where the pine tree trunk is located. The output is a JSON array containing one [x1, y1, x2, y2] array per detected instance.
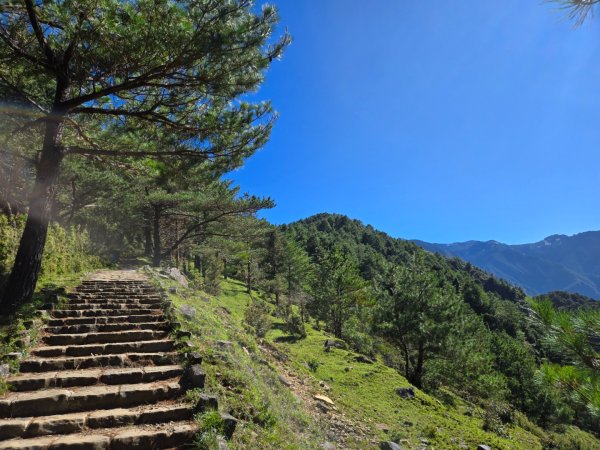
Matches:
[[0, 116, 65, 314], [246, 256, 252, 293], [152, 206, 162, 267], [143, 208, 153, 257]]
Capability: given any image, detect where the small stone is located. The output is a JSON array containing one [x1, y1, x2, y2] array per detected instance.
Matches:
[[279, 375, 291, 387], [321, 442, 336, 449], [0, 364, 10, 377], [187, 351, 203, 365], [477, 446, 492, 450], [380, 442, 403, 450], [176, 330, 192, 339], [314, 394, 334, 405], [316, 402, 331, 413], [195, 393, 218, 412], [395, 387, 415, 399], [355, 355, 374, 364], [216, 340, 233, 349], [217, 437, 230, 449], [220, 413, 237, 440]]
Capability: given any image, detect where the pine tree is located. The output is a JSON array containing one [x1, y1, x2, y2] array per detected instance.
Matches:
[[0, 0, 289, 312]]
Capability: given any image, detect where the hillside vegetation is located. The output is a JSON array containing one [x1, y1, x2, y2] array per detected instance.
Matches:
[[154, 271, 598, 449]]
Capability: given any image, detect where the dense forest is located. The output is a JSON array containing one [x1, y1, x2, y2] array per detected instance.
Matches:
[[0, 1, 598, 449]]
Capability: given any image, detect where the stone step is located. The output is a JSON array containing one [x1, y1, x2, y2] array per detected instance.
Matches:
[[32, 339, 175, 358], [47, 314, 164, 326], [60, 303, 162, 311], [0, 381, 182, 418], [43, 329, 169, 346], [7, 365, 185, 391], [67, 298, 164, 306], [0, 401, 192, 439], [51, 309, 161, 318], [19, 352, 178, 372], [44, 321, 170, 335], [0, 421, 197, 449], [73, 289, 157, 295], [69, 293, 162, 298]]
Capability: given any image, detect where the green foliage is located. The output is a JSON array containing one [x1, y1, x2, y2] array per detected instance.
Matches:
[[284, 311, 306, 339], [529, 298, 600, 428], [0, 215, 101, 294], [309, 246, 371, 339], [482, 401, 514, 437], [377, 253, 467, 388], [194, 410, 226, 449], [243, 299, 273, 338]]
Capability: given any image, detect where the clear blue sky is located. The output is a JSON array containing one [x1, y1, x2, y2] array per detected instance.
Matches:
[[228, 0, 600, 244]]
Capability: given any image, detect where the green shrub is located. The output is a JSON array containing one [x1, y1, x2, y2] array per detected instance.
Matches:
[[0, 215, 102, 289], [194, 410, 225, 449], [482, 400, 514, 437], [243, 299, 272, 338], [285, 311, 306, 338]]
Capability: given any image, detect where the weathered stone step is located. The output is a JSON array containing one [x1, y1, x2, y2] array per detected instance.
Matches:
[[7, 365, 185, 391], [47, 314, 164, 326], [60, 303, 162, 311], [73, 289, 157, 295], [0, 381, 182, 418], [43, 329, 169, 346], [44, 321, 170, 335], [67, 298, 164, 306], [0, 402, 192, 439], [32, 339, 174, 358], [51, 308, 161, 318], [71, 294, 158, 299], [19, 352, 178, 372], [0, 421, 196, 449]]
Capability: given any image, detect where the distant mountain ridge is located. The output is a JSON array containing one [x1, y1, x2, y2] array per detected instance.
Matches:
[[414, 231, 600, 299]]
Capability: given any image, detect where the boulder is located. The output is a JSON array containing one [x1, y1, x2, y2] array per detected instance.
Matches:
[[395, 387, 415, 399], [354, 355, 374, 364], [186, 351, 203, 365], [380, 442, 403, 450], [168, 267, 189, 287], [179, 305, 196, 320], [194, 393, 218, 412], [180, 364, 205, 389], [477, 446, 492, 450], [220, 413, 237, 440]]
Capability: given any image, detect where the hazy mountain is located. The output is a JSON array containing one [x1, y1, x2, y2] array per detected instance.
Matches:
[[414, 231, 600, 299]]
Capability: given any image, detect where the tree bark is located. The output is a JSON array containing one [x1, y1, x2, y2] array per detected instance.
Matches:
[[0, 114, 65, 314], [152, 205, 162, 267], [143, 208, 153, 257], [246, 256, 252, 293]]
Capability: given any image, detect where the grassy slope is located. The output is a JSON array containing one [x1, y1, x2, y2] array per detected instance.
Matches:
[[155, 274, 598, 450]]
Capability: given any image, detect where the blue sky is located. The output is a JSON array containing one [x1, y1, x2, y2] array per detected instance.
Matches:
[[228, 0, 600, 244]]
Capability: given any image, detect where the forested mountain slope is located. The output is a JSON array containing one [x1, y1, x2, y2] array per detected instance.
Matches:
[[415, 231, 600, 299]]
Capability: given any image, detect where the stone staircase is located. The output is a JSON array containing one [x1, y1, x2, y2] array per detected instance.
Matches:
[[0, 275, 199, 449]]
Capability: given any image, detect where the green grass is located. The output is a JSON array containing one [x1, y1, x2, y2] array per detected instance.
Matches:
[[153, 273, 599, 450], [150, 271, 326, 450]]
